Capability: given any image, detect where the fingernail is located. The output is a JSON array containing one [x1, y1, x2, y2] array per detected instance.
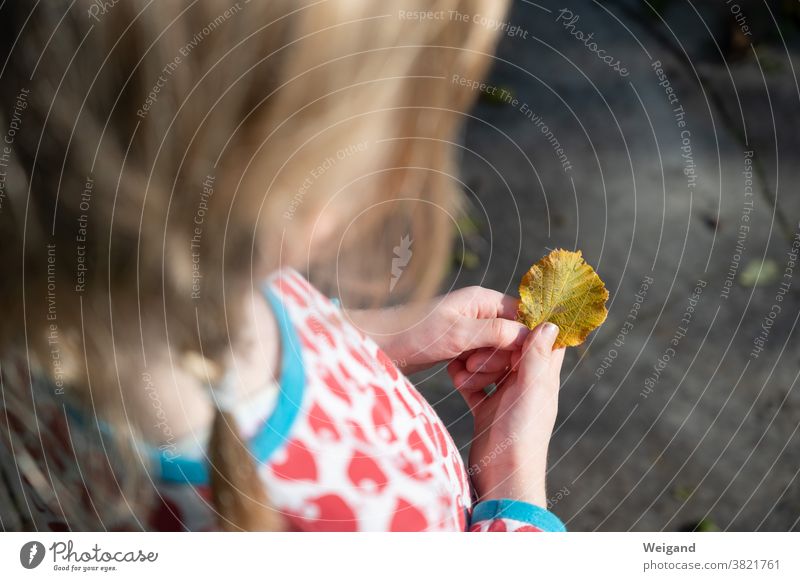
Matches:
[[540, 322, 559, 345]]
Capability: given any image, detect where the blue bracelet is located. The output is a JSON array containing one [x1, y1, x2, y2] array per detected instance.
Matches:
[[472, 499, 567, 532]]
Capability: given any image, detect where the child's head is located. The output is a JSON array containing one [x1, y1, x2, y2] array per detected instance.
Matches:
[[0, 0, 508, 528], [1, 0, 508, 358]]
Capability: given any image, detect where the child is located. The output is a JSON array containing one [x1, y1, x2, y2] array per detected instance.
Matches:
[[0, 0, 566, 532]]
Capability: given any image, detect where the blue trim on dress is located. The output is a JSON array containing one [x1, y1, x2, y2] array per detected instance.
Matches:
[[471, 499, 567, 532], [156, 284, 306, 485]]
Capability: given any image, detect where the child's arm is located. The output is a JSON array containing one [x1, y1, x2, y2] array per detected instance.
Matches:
[[347, 286, 529, 376], [454, 323, 568, 532]]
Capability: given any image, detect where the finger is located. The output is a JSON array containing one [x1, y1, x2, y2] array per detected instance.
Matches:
[[461, 317, 530, 352], [449, 359, 494, 391], [550, 347, 566, 374], [474, 289, 521, 320], [465, 349, 512, 373], [455, 287, 521, 320], [510, 348, 522, 370], [496, 294, 521, 320], [447, 357, 465, 378], [453, 369, 507, 392], [457, 348, 478, 361], [459, 385, 488, 414], [506, 324, 562, 422], [517, 322, 559, 387], [495, 368, 516, 389]]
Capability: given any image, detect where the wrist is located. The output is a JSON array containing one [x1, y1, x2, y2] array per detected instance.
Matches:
[[346, 308, 394, 348], [474, 447, 550, 508], [345, 305, 430, 375], [482, 481, 547, 508]]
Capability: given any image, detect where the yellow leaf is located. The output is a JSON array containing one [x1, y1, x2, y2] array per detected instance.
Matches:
[[517, 249, 609, 348]]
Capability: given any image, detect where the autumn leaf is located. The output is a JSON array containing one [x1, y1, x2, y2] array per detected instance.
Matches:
[[517, 249, 609, 348]]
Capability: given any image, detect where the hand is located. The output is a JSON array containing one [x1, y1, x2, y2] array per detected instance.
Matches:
[[448, 322, 564, 508], [347, 286, 530, 375]]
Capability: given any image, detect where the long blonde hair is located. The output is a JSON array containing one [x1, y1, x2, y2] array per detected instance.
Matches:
[[0, 0, 508, 530]]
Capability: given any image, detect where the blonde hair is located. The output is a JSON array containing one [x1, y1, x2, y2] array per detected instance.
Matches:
[[0, 0, 508, 530]]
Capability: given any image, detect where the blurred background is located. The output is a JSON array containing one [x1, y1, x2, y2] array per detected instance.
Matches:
[[418, 0, 800, 531]]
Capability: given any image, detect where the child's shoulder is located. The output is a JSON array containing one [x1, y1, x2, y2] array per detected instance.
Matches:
[[264, 268, 376, 364]]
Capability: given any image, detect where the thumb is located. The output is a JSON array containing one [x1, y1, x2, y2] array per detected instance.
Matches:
[[462, 317, 530, 351], [516, 322, 559, 385]]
